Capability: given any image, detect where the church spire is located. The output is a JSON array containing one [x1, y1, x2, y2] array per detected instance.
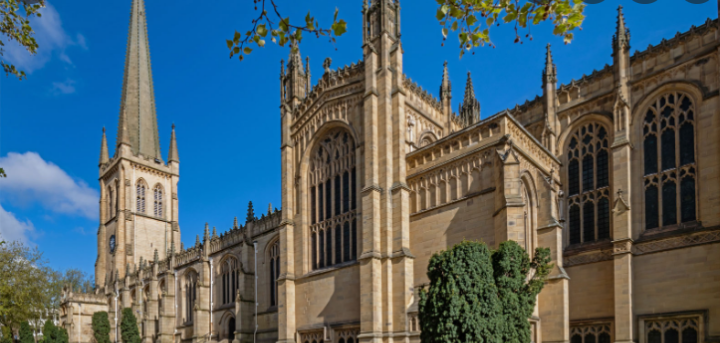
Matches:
[[458, 72, 480, 128], [99, 127, 109, 165], [117, 0, 162, 160], [543, 43, 557, 84], [542, 44, 559, 154], [168, 124, 179, 163]]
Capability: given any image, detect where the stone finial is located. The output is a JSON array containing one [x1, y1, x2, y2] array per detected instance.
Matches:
[[458, 72, 480, 128], [180, 241, 185, 251], [323, 57, 332, 74], [543, 44, 557, 81], [233, 216, 239, 230], [268, 203, 272, 216], [99, 127, 109, 165], [195, 235, 200, 247], [212, 226, 217, 239], [247, 201, 255, 222], [613, 5, 630, 50], [204, 223, 210, 241], [168, 124, 179, 163], [305, 56, 312, 93], [440, 61, 451, 99]]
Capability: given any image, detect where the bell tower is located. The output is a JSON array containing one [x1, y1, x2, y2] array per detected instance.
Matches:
[[95, 0, 181, 288]]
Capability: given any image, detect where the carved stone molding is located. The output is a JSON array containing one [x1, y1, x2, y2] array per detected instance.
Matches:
[[633, 229, 720, 255], [564, 249, 614, 267]]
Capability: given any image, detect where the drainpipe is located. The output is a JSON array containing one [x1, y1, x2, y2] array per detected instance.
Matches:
[[173, 271, 178, 339], [209, 257, 214, 342], [115, 287, 119, 343], [253, 241, 258, 343]]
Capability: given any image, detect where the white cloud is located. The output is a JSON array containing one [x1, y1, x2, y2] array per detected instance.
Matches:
[[0, 152, 99, 220], [51, 78, 76, 94], [0, 204, 36, 244], [3, 2, 87, 74]]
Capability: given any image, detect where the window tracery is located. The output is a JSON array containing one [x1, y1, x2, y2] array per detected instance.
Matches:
[[566, 123, 611, 244], [219, 257, 239, 306], [184, 271, 197, 323], [643, 92, 697, 230], [308, 129, 357, 271], [153, 184, 163, 218], [136, 180, 147, 214], [643, 317, 699, 343], [107, 185, 115, 219], [269, 241, 280, 307]]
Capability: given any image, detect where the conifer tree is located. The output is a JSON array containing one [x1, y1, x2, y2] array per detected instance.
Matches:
[[120, 308, 140, 343], [18, 322, 33, 343], [419, 240, 501, 343], [492, 241, 552, 343], [41, 320, 58, 343], [91, 312, 111, 343], [56, 328, 68, 343], [418, 240, 552, 343]]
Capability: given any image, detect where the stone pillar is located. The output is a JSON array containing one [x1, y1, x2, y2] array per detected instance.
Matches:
[[358, 38, 383, 343], [493, 139, 525, 247], [538, 224, 570, 343], [193, 261, 211, 343], [158, 272, 176, 343], [143, 263, 159, 343]]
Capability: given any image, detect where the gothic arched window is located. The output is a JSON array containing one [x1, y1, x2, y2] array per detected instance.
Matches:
[[107, 186, 114, 219], [269, 241, 280, 307], [566, 123, 611, 244], [308, 129, 357, 271], [153, 185, 163, 218], [219, 257, 239, 306], [136, 180, 147, 214], [184, 271, 197, 323], [643, 92, 697, 230]]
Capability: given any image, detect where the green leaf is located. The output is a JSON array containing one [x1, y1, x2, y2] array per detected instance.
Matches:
[[442, 27, 448, 38], [451, 21, 458, 31], [226, 39, 233, 49], [331, 19, 347, 36], [279, 17, 290, 32], [436, 9, 446, 21], [243, 47, 252, 54], [486, 16, 494, 26], [257, 24, 268, 37], [467, 15, 477, 26], [258, 39, 265, 47], [233, 31, 241, 44]]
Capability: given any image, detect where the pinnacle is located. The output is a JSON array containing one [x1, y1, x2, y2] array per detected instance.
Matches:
[[99, 127, 109, 165], [440, 61, 451, 99]]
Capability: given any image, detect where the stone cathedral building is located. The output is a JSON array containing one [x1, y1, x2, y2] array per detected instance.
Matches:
[[59, 1, 720, 343]]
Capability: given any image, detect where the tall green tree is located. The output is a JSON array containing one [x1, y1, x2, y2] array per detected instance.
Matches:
[[40, 320, 58, 343], [91, 312, 111, 343], [120, 308, 140, 343], [492, 241, 552, 343], [0, 240, 58, 333], [226, 0, 585, 61], [18, 322, 32, 343], [419, 240, 552, 343], [56, 328, 68, 343], [419, 240, 501, 343]]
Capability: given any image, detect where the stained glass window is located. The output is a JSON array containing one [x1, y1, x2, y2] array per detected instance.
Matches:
[[663, 181, 677, 226], [646, 185, 659, 230], [648, 331, 661, 343], [569, 205, 581, 244], [682, 328, 698, 343], [566, 123, 610, 244], [597, 198, 610, 239], [644, 92, 696, 230]]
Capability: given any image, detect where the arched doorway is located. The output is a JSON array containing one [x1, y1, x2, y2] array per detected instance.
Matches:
[[228, 317, 236, 341]]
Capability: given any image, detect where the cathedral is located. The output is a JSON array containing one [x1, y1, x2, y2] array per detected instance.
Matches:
[[59, 1, 720, 343]]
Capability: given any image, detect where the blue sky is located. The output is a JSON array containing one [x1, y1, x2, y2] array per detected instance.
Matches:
[[0, 0, 715, 277]]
